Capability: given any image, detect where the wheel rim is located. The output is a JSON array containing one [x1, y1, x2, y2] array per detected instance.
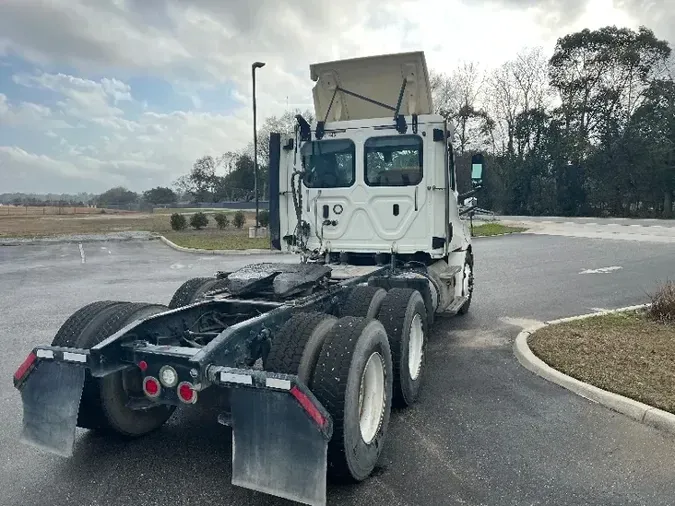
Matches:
[[408, 313, 424, 381], [358, 352, 386, 444], [463, 261, 473, 298]]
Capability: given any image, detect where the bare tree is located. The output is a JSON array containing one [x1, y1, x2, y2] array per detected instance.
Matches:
[[486, 47, 551, 156]]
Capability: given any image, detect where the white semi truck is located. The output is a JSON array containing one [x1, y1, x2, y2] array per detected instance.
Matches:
[[13, 51, 484, 506]]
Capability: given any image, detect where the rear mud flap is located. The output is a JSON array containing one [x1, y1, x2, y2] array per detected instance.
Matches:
[[19, 361, 85, 457], [230, 388, 328, 506]]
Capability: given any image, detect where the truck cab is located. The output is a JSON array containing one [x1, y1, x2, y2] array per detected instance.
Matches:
[[269, 51, 480, 315], [271, 51, 472, 263]]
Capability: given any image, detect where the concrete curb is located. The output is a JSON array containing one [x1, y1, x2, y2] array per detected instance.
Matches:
[[513, 304, 675, 435], [158, 235, 290, 256]]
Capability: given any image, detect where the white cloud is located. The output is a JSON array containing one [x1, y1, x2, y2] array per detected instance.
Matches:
[[0, 93, 70, 129], [12, 72, 128, 120], [0, 0, 672, 193]]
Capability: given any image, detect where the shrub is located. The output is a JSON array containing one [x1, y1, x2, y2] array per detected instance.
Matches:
[[214, 212, 230, 229], [189, 212, 209, 230], [258, 209, 270, 227], [233, 211, 246, 229], [170, 213, 187, 231], [649, 280, 675, 323]]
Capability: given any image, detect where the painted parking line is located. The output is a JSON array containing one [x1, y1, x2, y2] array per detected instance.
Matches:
[[579, 266, 623, 274]]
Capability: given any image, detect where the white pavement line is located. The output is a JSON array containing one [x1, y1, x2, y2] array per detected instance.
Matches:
[[513, 304, 675, 435], [579, 266, 622, 274], [78, 243, 86, 264], [630, 224, 642, 227], [158, 235, 289, 256]]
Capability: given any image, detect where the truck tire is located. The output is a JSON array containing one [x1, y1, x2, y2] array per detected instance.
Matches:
[[52, 301, 127, 347], [377, 288, 427, 407], [168, 277, 226, 309], [54, 301, 176, 435], [457, 250, 474, 315], [340, 286, 387, 319], [311, 317, 393, 482], [263, 312, 337, 386]]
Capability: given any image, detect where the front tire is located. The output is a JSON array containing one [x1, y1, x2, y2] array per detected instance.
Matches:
[[311, 317, 393, 482]]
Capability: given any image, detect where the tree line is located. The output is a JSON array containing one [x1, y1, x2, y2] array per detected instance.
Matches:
[[434, 25, 674, 218]]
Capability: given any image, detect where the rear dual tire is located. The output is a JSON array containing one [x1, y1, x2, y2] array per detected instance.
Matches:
[[51, 301, 175, 436], [341, 286, 429, 408], [265, 313, 393, 483], [168, 276, 228, 309], [377, 288, 428, 408]]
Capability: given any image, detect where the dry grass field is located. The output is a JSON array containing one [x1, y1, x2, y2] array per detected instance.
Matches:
[[0, 207, 270, 250]]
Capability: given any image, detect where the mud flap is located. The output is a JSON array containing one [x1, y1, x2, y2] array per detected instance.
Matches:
[[230, 388, 328, 506], [19, 361, 85, 457]]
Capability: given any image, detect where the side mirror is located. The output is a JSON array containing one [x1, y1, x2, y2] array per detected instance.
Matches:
[[471, 153, 484, 188]]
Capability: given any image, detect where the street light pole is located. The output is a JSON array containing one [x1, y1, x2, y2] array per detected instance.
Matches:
[[252, 61, 265, 229]]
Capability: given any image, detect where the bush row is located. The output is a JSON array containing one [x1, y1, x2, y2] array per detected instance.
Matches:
[[170, 210, 269, 231]]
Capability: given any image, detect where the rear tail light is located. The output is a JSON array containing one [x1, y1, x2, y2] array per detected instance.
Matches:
[[13, 351, 37, 386], [290, 386, 326, 428], [177, 382, 197, 404], [143, 376, 161, 398]]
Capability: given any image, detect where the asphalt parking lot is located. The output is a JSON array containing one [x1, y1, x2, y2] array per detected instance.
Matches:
[[2, 231, 675, 506]]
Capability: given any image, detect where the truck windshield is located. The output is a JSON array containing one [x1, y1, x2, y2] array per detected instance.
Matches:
[[365, 135, 423, 186], [301, 139, 355, 188]]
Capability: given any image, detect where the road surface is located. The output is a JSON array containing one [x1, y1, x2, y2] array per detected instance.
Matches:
[[1, 232, 674, 506]]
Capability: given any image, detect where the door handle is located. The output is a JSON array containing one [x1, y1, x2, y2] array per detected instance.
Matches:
[[414, 186, 418, 211]]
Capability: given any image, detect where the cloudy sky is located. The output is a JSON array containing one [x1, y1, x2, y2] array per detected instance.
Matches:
[[0, 0, 672, 194]]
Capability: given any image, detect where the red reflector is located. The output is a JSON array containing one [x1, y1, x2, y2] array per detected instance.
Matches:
[[290, 386, 325, 427], [14, 352, 37, 382], [138, 360, 148, 372], [177, 382, 197, 404], [143, 377, 160, 397]]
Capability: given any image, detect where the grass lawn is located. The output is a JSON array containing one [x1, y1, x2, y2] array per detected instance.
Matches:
[[0, 209, 269, 250], [471, 222, 527, 237], [164, 231, 270, 250], [529, 311, 675, 414]]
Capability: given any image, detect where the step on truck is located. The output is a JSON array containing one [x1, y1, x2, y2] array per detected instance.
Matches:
[[12, 51, 484, 506]]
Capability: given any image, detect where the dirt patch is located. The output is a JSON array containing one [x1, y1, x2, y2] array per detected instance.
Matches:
[[529, 311, 675, 414]]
